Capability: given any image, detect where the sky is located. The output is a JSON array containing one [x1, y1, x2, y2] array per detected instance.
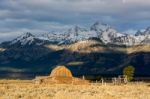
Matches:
[[0, 0, 150, 42]]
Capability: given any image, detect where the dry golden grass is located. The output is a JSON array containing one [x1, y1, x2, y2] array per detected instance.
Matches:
[[0, 80, 149, 99]]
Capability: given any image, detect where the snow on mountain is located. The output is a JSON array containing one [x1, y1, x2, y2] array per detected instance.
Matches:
[[10, 23, 113, 45], [90, 22, 125, 43], [140, 35, 150, 44], [133, 27, 150, 45], [66, 26, 98, 42], [0, 22, 150, 47], [38, 32, 66, 43], [39, 22, 125, 44], [113, 35, 138, 46], [142, 27, 150, 35], [10, 32, 35, 45], [135, 30, 143, 36], [91, 22, 110, 32], [135, 27, 150, 36], [2, 32, 50, 47], [37, 25, 98, 44]]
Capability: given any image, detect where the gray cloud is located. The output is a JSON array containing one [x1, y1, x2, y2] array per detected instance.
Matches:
[[0, 0, 150, 42]]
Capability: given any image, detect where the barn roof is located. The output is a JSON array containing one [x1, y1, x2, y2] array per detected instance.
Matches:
[[50, 65, 73, 77]]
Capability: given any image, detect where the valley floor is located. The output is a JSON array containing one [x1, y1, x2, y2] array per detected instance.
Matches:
[[0, 80, 149, 99]]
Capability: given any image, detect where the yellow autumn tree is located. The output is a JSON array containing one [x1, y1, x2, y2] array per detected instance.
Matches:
[[123, 65, 135, 81]]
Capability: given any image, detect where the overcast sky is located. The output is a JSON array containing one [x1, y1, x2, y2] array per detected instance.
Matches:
[[0, 0, 150, 42]]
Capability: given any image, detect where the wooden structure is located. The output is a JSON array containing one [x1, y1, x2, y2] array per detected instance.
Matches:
[[34, 65, 89, 85]]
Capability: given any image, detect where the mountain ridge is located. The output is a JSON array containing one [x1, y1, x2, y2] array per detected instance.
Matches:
[[1, 22, 150, 47], [1, 22, 150, 46]]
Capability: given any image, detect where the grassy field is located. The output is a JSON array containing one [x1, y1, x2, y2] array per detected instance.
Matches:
[[0, 80, 149, 99]]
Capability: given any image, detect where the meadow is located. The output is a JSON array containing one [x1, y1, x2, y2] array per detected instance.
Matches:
[[0, 80, 149, 99]]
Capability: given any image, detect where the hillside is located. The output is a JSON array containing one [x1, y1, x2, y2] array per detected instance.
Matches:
[[0, 39, 149, 79]]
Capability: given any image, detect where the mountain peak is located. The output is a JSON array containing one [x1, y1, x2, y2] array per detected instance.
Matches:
[[90, 22, 111, 32], [9, 32, 36, 46], [135, 30, 142, 36], [94, 22, 108, 26], [74, 26, 82, 33], [135, 27, 150, 36], [21, 32, 34, 38], [68, 25, 87, 35], [144, 27, 150, 35], [146, 27, 150, 31]]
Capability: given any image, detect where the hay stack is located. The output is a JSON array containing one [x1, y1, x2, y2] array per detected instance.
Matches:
[[50, 66, 72, 77]]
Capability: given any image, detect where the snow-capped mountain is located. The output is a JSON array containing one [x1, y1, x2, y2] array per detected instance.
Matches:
[[0, 22, 150, 47], [38, 32, 67, 44], [0, 22, 149, 78], [0, 32, 50, 48], [90, 22, 124, 43], [10, 32, 36, 46], [37, 22, 125, 44], [135, 27, 150, 36], [134, 27, 150, 45], [66, 26, 98, 42]]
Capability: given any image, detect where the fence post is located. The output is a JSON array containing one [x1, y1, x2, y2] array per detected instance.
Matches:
[[82, 75, 85, 80], [124, 75, 128, 84], [101, 78, 104, 85], [118, 76, 122, 85]]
